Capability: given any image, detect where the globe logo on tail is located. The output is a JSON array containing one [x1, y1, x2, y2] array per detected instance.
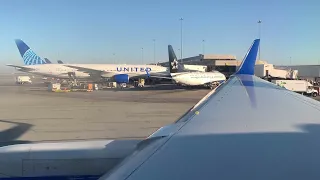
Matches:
[[23, 49, 46, 65]]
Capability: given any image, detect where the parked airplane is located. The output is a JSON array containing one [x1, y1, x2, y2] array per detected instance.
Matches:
[[152, 45, 226, 89], [7, 39, 168, 85], [3, 38, 319, 179]]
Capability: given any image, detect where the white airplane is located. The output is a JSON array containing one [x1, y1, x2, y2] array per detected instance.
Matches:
[[1, 39, 320, 180], [7, 39, 169, 85], [152, 45, 226, 89]]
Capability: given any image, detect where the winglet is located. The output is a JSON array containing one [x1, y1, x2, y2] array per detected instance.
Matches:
[[235, 39, 260, 75]]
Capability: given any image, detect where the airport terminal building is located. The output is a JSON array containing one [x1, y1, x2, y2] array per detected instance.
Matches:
[[159, 53, 320, 80], [159, 54, 266, 77]]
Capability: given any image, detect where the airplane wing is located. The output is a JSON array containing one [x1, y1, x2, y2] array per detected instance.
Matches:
[[145, 75, 173, 79], [6, 64, 34, 71], [99, 39, 320, 180], [63, 65, 115, 77]]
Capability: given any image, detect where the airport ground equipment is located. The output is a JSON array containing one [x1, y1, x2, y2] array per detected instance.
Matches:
[[15, 76, 32, 84], [48, 83, 61, 92], [103, 82, 117, 88], [69, 83, 94, 92], [138, 79, 145, 87], [94, 84, 99, 90], [133, 79, 145, 88], [272, 80, 318, 97], [48, 83, 72, 92]]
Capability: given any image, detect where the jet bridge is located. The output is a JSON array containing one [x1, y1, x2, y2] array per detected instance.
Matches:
[[255, 64, 298, 79]]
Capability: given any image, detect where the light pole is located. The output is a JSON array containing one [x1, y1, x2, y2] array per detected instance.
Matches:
[[318, 59, 320, 78], [178, 48, 181, 60], [179, 17, 183, 62], [290, 56, 292, 65], [257, 20, 262, 60], [153, 39, 156, 64], [141, 48, 144, 64], [112, 53, 115, 63], [202, 39, 205, 55]]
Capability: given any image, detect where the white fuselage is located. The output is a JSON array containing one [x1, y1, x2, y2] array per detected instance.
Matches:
[[172, 71, 226, 86], [16, 64, 169, 79]]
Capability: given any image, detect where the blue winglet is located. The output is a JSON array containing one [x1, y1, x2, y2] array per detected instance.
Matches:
[[236, 39, 260, 75]]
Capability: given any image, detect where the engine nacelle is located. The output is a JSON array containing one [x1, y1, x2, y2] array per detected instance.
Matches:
[[114, 74, 129, 83]]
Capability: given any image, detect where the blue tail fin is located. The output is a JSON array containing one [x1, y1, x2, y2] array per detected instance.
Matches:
[[57, 60, 64, 64], [236, 39, 260, 75], [15, 39, 47, 65]]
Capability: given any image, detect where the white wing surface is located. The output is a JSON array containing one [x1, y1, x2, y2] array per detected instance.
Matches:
[[99, 39, 320, 180]]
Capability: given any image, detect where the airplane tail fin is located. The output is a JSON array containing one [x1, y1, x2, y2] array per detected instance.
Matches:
[[44, 58, 52, 64], [235, 39, 260, 75], [15, 39, 47, 65], [57, 60, 64, 64], [168, 45, 179, 73]]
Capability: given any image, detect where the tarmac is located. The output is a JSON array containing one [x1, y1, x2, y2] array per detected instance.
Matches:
[[0, 74, 210, 145], [1, 74, 320, 146]]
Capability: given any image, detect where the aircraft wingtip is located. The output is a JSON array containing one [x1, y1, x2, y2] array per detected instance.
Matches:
[[235, 39, 260, 75]]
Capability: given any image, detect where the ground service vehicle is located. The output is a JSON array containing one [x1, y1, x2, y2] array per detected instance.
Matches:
[[15, 76, 32, 84], [272, 80, 318, 97]]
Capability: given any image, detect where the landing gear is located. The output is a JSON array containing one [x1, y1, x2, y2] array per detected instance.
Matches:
[[119, 83, 127, 88], [208, 81, 220, 89], [67, 72, 79, 86]]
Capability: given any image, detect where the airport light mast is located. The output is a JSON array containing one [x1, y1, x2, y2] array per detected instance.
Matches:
[[141, 47, 144, 64], [179, 17, 183, 62], [153, 39, 156, 64], [257, 20, 262, 60], [202, 39, 205, 55]]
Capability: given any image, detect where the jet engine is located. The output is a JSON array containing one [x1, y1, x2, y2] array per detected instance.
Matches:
[[114, 74, 129, 83]]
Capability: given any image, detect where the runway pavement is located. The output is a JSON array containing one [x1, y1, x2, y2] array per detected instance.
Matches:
[[1, 74, 320, 146], [0, 74, 210, 145]]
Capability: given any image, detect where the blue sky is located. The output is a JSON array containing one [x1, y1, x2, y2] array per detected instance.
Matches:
[[0, 0, 320, 66]]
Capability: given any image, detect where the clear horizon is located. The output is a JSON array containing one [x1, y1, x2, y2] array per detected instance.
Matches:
[[1, 0, 320, 66]]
